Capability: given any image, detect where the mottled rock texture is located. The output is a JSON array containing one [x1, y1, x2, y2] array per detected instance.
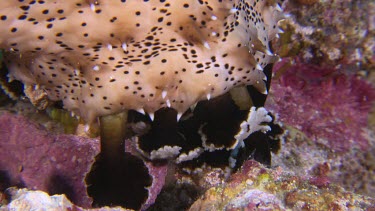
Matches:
[[0, 112, 168, 210], [0, 112, 99, 208], [190, 160, 375, 210]]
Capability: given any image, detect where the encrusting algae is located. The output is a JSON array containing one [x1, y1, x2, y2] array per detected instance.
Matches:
[[0, 0, 284, 123]]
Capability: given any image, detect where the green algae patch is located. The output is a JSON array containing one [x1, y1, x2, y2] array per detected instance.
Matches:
[[47, 108, 80, 134]]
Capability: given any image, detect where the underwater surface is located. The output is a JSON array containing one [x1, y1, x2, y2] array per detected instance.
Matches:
[[0, 0, 375, 210]]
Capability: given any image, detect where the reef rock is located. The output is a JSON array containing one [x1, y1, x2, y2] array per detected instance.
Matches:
[[267, 59, 375, 152], [265, 58, 375, 198], [0, 112, 168, 210], [2, 188, 128, 211], [276, 0, 375, 72], [190, 160, 375, 210], [0, 111, 99, 208]]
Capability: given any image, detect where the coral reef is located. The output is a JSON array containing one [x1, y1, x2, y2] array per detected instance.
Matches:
[[272, 124, 375, 198], [3, 188, 129, 211], [266, 0, 375, 199], [0, 112, 168, 210], [0, 1, 287, 209], [267, 59, 375, 152], [329, 146, 375, 197], [267, 57, 375, 197], [0, 112, 99, 208], [1, 0, 374, 210], [277, 0, 375, 73], [190, 160, 375, 210]]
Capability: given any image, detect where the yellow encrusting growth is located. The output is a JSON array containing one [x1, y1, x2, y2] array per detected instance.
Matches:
[[0, 0, 283, 122]]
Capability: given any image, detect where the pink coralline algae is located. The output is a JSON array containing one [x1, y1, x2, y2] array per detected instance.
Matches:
[[0, 112, 99, 208], [0, 112, 168, 210], [266, 58, 375, 152]]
